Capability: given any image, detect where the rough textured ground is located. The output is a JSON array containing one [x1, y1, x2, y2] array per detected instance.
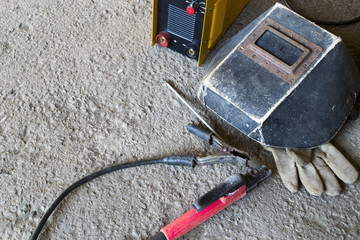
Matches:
[[1, 0, 360, 239]]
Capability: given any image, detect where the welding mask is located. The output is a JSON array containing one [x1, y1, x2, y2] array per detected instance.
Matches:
[[198, 3, 360, 148]]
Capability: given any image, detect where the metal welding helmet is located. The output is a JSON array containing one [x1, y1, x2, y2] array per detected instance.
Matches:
[[198, 3, 360, 148]]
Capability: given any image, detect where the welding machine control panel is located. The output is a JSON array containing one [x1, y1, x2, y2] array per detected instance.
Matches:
[[154, 0, 206, 60]]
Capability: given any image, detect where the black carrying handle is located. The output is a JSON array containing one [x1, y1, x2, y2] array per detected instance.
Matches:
[[187, 124, 214, 145]]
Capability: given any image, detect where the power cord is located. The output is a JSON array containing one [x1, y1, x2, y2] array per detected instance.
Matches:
[[30, 156, 195, 240]]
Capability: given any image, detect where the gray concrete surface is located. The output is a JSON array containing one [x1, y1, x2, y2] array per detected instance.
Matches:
[[1, 0, 360, 239]]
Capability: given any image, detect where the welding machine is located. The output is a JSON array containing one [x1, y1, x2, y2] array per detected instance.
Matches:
[[152, 0, 250, 66]]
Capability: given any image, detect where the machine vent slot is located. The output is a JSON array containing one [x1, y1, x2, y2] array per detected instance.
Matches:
[[167, 4, 196, 41]]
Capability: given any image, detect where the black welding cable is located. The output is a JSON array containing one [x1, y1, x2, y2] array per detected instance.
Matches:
[[283, 0, 360, 26], [30, 156, 194, 240]]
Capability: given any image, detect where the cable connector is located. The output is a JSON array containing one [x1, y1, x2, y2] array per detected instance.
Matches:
[[195, 154, 248, 167], [163, 156, 196, 167]]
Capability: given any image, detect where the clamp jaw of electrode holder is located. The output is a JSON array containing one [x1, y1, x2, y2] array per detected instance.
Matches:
[[187, 124, 252, 170]]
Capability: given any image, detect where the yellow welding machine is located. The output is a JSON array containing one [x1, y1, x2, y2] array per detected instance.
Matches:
[[152, 0, 249, 66]]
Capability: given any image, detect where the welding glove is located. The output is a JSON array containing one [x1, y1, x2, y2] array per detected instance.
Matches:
[[266, 142, 359, 196]]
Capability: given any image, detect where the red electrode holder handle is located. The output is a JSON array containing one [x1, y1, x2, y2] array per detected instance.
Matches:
[[161, 185, 247, 240], [149, 166, 271, 240]]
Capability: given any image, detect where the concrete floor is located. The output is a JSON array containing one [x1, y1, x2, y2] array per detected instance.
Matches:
[[1, 0, 360, 239]]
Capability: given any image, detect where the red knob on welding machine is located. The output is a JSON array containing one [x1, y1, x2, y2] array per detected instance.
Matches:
[[186, 1, 199, 15], [155, 31, 171, 47]]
